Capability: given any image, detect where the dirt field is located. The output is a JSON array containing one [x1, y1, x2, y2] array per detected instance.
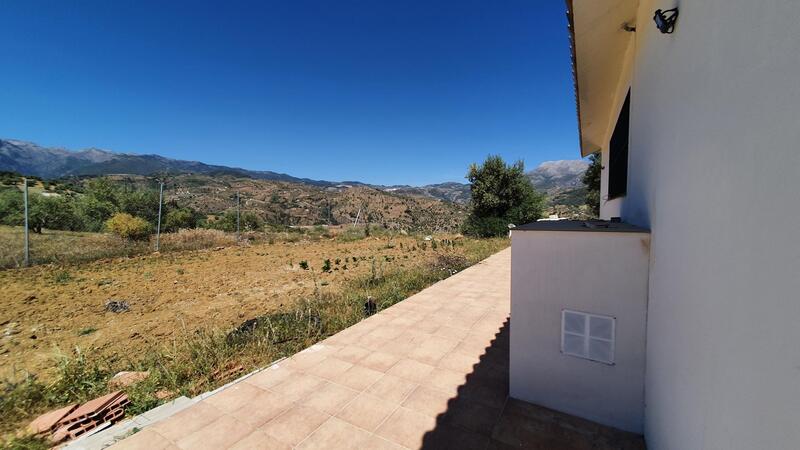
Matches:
[[0, 233, 493, 378]]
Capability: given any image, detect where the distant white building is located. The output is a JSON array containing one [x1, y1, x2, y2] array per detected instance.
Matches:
[[510, 1, 800, 449]]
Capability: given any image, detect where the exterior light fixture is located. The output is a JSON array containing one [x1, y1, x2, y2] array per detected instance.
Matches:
[[653, 8, 678, 34]]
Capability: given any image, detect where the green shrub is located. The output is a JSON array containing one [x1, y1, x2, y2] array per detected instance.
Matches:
[[164, 208, 200, 232], [54, 271, 73, 284], [322, 259, 332, 273], [299, 260, 309, 270], [105, 213, 152, 241]]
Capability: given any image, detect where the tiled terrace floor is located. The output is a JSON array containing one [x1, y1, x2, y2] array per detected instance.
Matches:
[[111, 248, 645, 450]]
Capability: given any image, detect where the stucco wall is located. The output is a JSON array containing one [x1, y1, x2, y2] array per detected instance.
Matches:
[[510, 230, 649, 433], [621, 1, 800, 448]]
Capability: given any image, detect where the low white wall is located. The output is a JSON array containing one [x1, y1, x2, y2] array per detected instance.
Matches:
[[510, 229, 650, 433]]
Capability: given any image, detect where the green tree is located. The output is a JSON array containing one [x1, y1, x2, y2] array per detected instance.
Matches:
[[27, 194, 77, 233], [207, 210, 262, 232], [463, 155, 544, 237], [163, 207, 201, 232], [74, 195, 116, 232], [582, 153, 602, 217], [83, 178, 118, 204], [117, 188, 160, 224], [0, 188, 24, 226]]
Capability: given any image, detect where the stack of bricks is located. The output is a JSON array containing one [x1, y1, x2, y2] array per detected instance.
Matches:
[[27, 391, 129, 444]]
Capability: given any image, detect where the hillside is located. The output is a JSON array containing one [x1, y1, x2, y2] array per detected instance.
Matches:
[[527, 159, 588, 206], [1, 137, 596, 222], [101, 174, 466, 231], [1, 139, 590, 206]]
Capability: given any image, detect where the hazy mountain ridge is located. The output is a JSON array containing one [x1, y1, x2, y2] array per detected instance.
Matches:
[[0, 138, 588, 207], [0, 139, 337, 187]]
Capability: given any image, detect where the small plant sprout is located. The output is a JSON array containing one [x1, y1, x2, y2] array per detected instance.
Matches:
[[77, 327, 97, 336], [299, 260, 309, 270], [54, 271, 73, 284], [322, 259, 332, 272]]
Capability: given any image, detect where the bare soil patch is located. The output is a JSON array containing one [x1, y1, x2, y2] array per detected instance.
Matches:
[[0, 234, 472, 378]]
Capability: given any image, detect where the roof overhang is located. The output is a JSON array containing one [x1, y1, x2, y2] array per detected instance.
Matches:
[[567, 0, 638, 157]]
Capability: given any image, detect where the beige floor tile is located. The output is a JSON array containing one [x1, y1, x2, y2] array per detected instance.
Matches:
[[259, 405, 330, 446], [270, 372, 327, 402], [335, 392, 398, 432], [245, 365, 295, 390], [358, 351, 402, 372], [434, 324, 471, 341], [148, 402, 224, 442], [380, 337, 418, 357], [360, 435, 407, 450], [304, 356, 353, 381], [410, 318, 442, 334], [332, 363, 384, 391], [109, 429, 174, 450], [281, 351, 327, 371], [335, 345, 372, 364], [201, 382, 265, 414], [296, 417, 373, 450], [437, 351, 482, 374], [385, 358, 436, 383], [298, 380, 359, 415], [454, 335, 493, 356], [229, 429, 292, 450], [365, 374, 418, 404], [407, 335, 460, 364], [229, 389, 294, 427], [422, 367, 468, 396], [375, 406, 437, 449], [402, 385, 455, 418], [174, 414, 253, 449]]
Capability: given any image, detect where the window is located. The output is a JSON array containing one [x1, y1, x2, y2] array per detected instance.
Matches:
[[608, 90, 630, 199], [561, 309, 616, 364]]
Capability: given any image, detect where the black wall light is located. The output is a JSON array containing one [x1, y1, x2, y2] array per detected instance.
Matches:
[[653, 8, 678, 34]]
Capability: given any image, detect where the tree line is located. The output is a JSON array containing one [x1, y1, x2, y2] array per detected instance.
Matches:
[[0, 175, 262, 239]]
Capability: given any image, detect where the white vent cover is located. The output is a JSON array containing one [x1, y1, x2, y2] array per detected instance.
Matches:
[[561, 309, 615, 364]]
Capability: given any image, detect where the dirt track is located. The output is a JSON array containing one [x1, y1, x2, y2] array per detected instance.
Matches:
[[0, 236, 444, 378]]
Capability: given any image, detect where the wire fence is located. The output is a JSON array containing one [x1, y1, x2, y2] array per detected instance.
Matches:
[[0, 177, 248, 269]]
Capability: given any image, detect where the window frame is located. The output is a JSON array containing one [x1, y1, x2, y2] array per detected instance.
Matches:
[[560, 309, 616, 365]]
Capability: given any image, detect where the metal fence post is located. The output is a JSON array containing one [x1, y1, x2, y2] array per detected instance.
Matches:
[[155, 182, 164, 251], [22, 177, 30, 267]]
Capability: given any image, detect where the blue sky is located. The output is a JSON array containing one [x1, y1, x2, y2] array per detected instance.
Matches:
[[0, 0, 578, 185]]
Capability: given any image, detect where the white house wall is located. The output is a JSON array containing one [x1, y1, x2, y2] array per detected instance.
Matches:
[[622, 0, 800, 448]]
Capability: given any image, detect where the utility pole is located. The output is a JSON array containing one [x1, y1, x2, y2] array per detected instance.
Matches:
[[22, 177, 30, 267], [155, 181, 164, 252], [236, 192, 241, 240]]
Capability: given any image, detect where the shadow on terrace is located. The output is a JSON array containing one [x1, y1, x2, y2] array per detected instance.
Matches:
[[420, 319, 646, 450]]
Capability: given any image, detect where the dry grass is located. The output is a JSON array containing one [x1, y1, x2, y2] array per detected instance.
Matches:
[[157, 228, 238, 251], [0, 226, 323, 269]]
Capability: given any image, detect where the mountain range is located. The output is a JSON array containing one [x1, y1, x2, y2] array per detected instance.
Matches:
[[0, 138, 587, 205]]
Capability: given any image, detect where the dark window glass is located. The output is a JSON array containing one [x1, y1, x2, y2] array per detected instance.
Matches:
[[608, 91, 630, 199]]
